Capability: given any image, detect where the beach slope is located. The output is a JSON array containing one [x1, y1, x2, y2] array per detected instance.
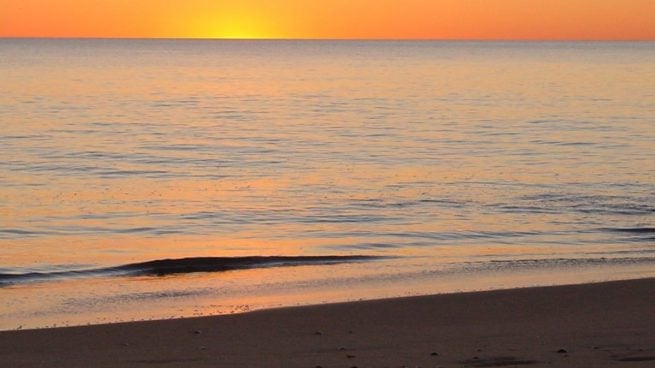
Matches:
[[2, 278, 654, 367]]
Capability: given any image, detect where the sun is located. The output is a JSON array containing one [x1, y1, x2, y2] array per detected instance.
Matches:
[[202, 12, 278, 39]]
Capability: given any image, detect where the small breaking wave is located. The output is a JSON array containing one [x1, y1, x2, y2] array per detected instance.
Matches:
[[605, 227, 655, 234], [602, 227, 655, 242], [0, 255, 384, 286]]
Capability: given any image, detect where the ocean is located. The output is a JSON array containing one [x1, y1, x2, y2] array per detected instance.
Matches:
[[1, 40, 654, 330]]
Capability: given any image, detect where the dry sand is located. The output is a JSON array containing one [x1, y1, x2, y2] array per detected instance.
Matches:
[[1, 278, 654, 367]]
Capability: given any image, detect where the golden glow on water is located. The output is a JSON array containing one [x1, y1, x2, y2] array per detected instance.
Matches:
[[1, 40, 655, 329]]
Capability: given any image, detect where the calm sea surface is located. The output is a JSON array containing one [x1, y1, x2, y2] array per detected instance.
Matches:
[[1, 40, 654, 329]]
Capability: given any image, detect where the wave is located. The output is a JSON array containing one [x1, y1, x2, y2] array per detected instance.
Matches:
[[605, 227, 655, 234], [0, 255, 383, 286], [603, 227, 655, 242]]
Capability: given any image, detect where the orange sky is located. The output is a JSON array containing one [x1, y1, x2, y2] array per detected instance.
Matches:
[[1, 0, 654, 40]]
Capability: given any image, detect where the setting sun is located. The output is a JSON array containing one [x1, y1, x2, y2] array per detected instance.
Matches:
[[211, 18, 268, 39], [185, 5, 286, 39]]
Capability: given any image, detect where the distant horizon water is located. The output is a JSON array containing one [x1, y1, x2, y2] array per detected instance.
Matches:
[[1, 39, 654, 330]]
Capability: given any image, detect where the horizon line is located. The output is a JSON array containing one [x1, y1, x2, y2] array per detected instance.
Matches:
[[1, 36, 654, 42]]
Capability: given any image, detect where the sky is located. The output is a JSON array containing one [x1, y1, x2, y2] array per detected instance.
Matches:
[[1, 0, 654, 40]]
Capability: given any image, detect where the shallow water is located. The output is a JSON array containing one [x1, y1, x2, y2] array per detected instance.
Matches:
[[1, 40, 654, 329]]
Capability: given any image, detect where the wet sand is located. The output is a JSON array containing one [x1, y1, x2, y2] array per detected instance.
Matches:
[[2, 278, 654, 367]]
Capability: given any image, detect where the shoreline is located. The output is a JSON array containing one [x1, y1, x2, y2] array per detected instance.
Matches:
[[2, 277, 654, 367], [4, 257, 655, 331]]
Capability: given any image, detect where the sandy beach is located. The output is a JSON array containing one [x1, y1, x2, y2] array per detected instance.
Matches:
[[2, 278, 654, 367]]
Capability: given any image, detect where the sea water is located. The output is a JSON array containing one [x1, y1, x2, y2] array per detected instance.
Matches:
[[1, 40, 654, 329]]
